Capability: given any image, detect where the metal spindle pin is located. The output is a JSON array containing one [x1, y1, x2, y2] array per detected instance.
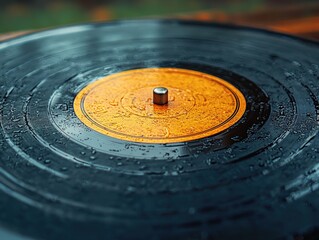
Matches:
[[153, 87, 168, 105]]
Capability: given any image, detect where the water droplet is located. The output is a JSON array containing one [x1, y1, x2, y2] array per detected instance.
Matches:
[[206, 158, 217, 165], [231, 135, 240, 141], [61, 167, 68, 171], [127, 186, 135, 192], [57, 103, 68, 111], [44, 159, 51, 164], [139, 165, 147, 170], [284, 72, 294, 78], [171, 171, 178, 176], [176, 165, 183, 171], [292, 61, 301, 67], [125, 144, 130, 149], [262, 169, 269, 175]]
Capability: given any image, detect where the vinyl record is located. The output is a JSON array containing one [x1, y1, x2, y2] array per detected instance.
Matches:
[[0, 20, 319, 240]]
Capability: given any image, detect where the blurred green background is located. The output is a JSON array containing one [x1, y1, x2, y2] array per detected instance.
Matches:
[[0, 0, 318, 34]]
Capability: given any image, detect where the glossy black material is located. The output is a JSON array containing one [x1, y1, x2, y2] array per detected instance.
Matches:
[[0, 20, 319, 240]]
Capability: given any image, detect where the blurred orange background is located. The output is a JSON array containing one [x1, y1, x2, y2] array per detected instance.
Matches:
[[0, 0, 319, 40]]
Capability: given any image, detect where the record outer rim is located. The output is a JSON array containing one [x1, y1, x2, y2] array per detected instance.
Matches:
[[1, 18, 319, 49]]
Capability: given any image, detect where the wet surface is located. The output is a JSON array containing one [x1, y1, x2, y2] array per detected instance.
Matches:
[[0, 20, 319, 239]]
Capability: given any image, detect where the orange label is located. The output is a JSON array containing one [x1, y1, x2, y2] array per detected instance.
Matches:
[[74, 68, 246, 143]]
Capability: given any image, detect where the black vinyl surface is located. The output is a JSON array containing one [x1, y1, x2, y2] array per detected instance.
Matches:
[[0, 20, 319, 240]]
